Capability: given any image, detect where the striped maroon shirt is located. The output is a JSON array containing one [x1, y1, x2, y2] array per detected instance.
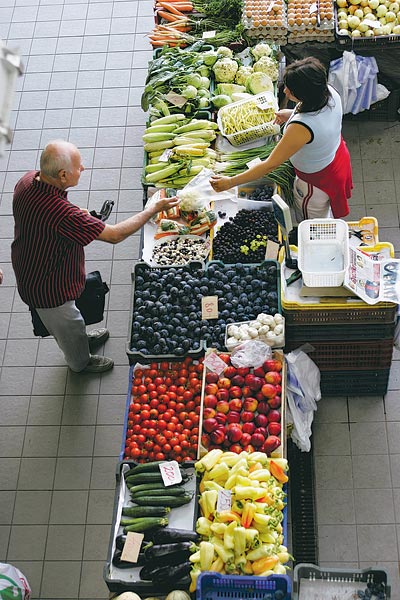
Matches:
[[12, 170, 105, 308]]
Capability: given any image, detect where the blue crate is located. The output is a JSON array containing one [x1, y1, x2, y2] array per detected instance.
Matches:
[[196, 572, 291, 600]]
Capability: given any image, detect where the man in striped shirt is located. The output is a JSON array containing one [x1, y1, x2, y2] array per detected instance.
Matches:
[[12, 140, 178, 373]]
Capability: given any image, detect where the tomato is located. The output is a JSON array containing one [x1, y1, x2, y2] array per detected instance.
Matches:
[[183, 419, 193, 429], [179, 369, 189, 378], [147, 383, 156, 392], [135, 369, 143, 377], [154, 377, 164, 386], [181, 440, 190, 449], [141, 409, 150, 420], [148, 369, 158, 378], [183, 357, 192, 366], [170, 416, 179, 425], [131, 385, 138, 395], [128, 411, 134, 420], [164, 376, 173, 386], [132, 414, 141, 424], [164, 410, 174, 421], [149, 399, 158, 409], [170, 437, 180, 447], [137, 384, 147, 395], [149, 409, 158, 419], [168, 400, 177, 410], [164, 430, 173, 439], [132, 403, 141, 413], [167, 422, 176, 432], [150, 362, 158, 370], [130, 447, 141, 458], [179, 411, 189, 423], [177, 377, 187, 386], [153, 444, 161, 453], [141, 449, 148, 458], [169, 385, 177, 393], [139, 394, 149, 403], [158, 394, 169, 404], [158, 403, 167, 413], [144, 440, 154, 450], [155, 452, 165, 461], [137, 434, 146, 444], [149, 391, 158, 400], [163, 443, 172, 453], [167, 392, 177, 402], [132, 424, 141, 434], [195, 405, 201, 415], [186, 400, 195, 411], [160, 362, 169, 371], [176, 423, 183, 433], [183, 390, 194, 401], [147, 428, 156, 438], [192, 427, 199, 435], [174, 445, 182, 454], [143, 377, 152, 385]]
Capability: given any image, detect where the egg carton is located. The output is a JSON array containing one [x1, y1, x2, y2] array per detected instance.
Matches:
[[225, 316, 285, 350], [288, 31, 335, 43], [246, 30, 288, 45], [286, 0, 334, 32]]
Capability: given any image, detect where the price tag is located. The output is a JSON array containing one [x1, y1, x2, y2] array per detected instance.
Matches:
[[202, 30, 216, 38], [309, 2, 318, 14], [165, 91, 187, 107], [159, 148, 172, 162], [265, 239, 280, 260], [204, 351, 228, 375], [266, 0, 274, 12], [217, 489, 232, 512], [363, 18, 381, 27], [246, 157, 262, 169], [202, 295, 219, 320], [120, 532, 144, 563], [159, 460, 182, 486]]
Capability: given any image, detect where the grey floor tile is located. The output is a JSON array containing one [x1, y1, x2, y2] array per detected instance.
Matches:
[[8, 525, 47, 561], [40, 561, 81, 599], [0, 526, 10, 560], [388, 361, 400, 390], [65, 369, 101, 396], [18, 458, 56, 490], [62, 395, 99, 426], [27, 396, 64, 426], [47, 89, 75, 110], [0, 312, 10, 339], [0, 490, 16, 524], [0, 287, 14, 312], [83, 523, 110, 560], [93, 424, 123, 457], [111, 17, 136, 35], [314, 396, 348, 424], [101, 337, 128, 366], [79, 560, 109, 599], [82, 35, 109, 53], [86, 489, 114, 524], [50, 490, 89, 524], [105, 310, 130, 337], [0, 458, 20, 491], [312, 423, 351, 456], [77, 70, 105, 89], [385, 390, 400, 420], [54, 457, 92, 490], [85, 18, 111, 36], [99, 365, 129, 395], [364, 179, 397, 205], [390, 454, 400, 487], [11, 129, 42, 151], [365, 203, 400, 228], [19, 91, 48, 111], [56, 36, 83, 54], [318, 524, 358, 562], [11, 561, 43, 600], [90, 456, 118, 490], [352, 453, 392, 489], [110, 260, 134, 285], [97, 394, 126, 425], [13, 490, 52, 524], [108, 34, 135, 52], [31, 366, 68, 396], [107, 284, 132, 311], [45, 524, 84, 560], [0, 396, 29, 425], [354, 488, 395, 524], [316, 488, 355, 525], [23, 426, 60, 457], [358, 524, 398, 562], [36, 338, 66, 367], [3, 338, 39, 366], [348, 395, 385, 422], [58, 425, 95, 457], [0, 427, 25, 457], [7, 311, 36, 338], [50, 71, 78, 90], [387, 422, 400, 453], [350, 422, 388, 455]]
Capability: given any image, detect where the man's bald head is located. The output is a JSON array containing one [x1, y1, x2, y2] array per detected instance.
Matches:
[[40, 140, 79, 179]]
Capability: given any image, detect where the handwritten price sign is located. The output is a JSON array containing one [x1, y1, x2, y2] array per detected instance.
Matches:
[[201, 295, 219, 320], [204, 352, 228, 375], [217, 489, 232, 512], [159, 460, 182, 486]]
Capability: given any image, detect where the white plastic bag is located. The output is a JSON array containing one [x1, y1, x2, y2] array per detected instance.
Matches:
[[230, 339, 272, 369], [0, 563, 32, 600], [177, 168, 237, 211], [285, 348, 321, 452]]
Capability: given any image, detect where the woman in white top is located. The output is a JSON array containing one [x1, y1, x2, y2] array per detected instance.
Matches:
[[210, 57, 353, 222]]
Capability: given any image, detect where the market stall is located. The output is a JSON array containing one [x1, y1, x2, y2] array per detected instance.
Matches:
[[104, 0, 398, 597]]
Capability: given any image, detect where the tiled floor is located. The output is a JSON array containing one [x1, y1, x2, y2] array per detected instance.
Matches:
[[0, 0, 399, 598]]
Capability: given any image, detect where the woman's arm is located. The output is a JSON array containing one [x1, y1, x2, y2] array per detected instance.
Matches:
[[210, 122, 311, 193]]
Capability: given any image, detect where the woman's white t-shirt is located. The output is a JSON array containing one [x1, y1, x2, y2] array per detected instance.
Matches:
[[284, 85, 343, 174]]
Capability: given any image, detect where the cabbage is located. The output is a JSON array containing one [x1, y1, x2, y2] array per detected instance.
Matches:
[[211, 94, 232, 109], [217, 46, 233, 58], [216, 83, 246, 96], [231, 92, 253, 102], [246, 72, 274, 94]]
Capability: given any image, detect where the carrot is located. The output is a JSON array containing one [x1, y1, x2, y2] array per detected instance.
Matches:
[[158, 2, 185, 16], [156, 9, 183, 21]]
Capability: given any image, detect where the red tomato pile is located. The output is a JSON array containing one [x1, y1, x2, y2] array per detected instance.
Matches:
[[201, 353, 284, 456], [124, 357, 204, 462]]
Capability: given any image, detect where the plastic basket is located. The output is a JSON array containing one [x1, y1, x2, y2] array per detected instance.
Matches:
[[298, 219, 349, 287], [286, 320, 396, 341], [293, 563, 390, 599], [285, 338, 394, 371], [320, 368, 390, 396], [217, 91, 279, 146], [197, 572, 291, 600], [334, 4, 400, 50]]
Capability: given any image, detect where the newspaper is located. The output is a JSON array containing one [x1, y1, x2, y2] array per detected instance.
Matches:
[[345, 246, 400, 304]]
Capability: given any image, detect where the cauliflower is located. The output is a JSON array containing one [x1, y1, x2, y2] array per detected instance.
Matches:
[[253, 56, 279, 81], [217, 46, 233, 58], [251, 42, 273, 61], [212, 57, 239, 83], [235, 65, 254, 86]]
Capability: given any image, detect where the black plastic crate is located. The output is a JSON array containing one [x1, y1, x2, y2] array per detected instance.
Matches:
[[320, 369, 390, 396], [286, 321, 396, 342]]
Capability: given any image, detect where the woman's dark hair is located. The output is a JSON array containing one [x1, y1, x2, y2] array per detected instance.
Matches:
[[283, 57, 331, 113]]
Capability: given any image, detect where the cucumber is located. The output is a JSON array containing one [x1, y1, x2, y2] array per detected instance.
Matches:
[[125, 461, 165, 478], [126, 471, 189, 486], [122, 505, 170, 518], [123, 517, 168, 533], [132, 494, 193, 508], [131, 487, 187, 500], [127, 482, 171, 494]]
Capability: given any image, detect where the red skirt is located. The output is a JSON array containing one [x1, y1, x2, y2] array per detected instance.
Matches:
[[293, 136, 353, 219]]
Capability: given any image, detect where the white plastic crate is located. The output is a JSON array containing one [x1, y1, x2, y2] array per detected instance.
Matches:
[[298, 219, 349, 287], [217, 91, 279, 146]]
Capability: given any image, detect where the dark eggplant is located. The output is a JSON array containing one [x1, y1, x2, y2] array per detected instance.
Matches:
[[145, 527, 199, 544], [151, 560, 192, 583], [144, 541, 196, 560], [112, 549, 145, 569]]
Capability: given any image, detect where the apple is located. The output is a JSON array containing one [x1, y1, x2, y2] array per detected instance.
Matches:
[[241, 385, 253, 398], [201, 434, 210, 448], [215, 413, 227, 425], [257, 401, 270, 415], [229, 386, 243, 399], [255, 426, 267, 437], [203, 407, 216, 419], [243, 397, 258, 412], [216, 388, 230, 402], [263, 359, 282, 372], [204, 394, 218, 408], [229, 398, 243, 412], [241, 410, 255, 423], [261, 384, 276, 399], [275, 384, 282, 395], [231, 374, 245, 387], [240, 432, 252, 446], [268, 395, 281, 409], [223, 438, 232, 449], [216, 400, 230, 414], [219, 353, 231, 364], [210, 427, 226, 445], [268, 409, 281, 423], [236, 367, 250, 376], [218, 377, 231, 389], [253, 366, 265, 378], [227, 423, 243, 442], [242, 421, 255, 434], [229, 444, 243, 454], [203, 417, 219, 433], [206, 372, 219, 384], [263, 435, 281, 454], [227, 410, 241, 424], [224, 366, 237, 379], [264, 371, 282, 385], [243, 444, 255, 453], [251, 432, 265, 447], [268, 422, 281, 436], [244, 374, 264, 391], [255, 413, 268, 428], [205, 383, 218, 395], [255, 391, 265, 401]]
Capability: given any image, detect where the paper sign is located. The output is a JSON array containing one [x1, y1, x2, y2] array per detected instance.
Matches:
[[159, 148, 173, 162], [265, 239, 280, 260], [202, 30, 216, 38], [204, 351, 228, 375], [160, 460, 182, 486], [217, 489, 232, 512], [120, 532, 144, 563], [165, 91, 187, 107], [246, 157, 262, 169], [202, 295, 219, 319], [363, 18, 381, 27], [309, 2, 318, 13]]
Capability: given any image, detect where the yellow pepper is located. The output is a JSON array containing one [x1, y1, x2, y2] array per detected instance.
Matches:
[[233, 526, 247, 556], [196, 516, 212, 537], [210, 556, 225, 573], [195, 449, 224, 473], [212, 537, 235, 564], [245, 528, 261, 548], [269, 460, 289, 484], [252, 555, 279, 575], [242, 560, 253, 574], [189, 566, 201, 593], [208, 461, 230, 483], [249, 469, 271, 482], [199, 490, 218, 520], [241, 502, 257, 528], [200, 540, 215, 571], [253, 513, 272, 528], [235, 486, 268, 501], [204, 481, 224, 493], [246, 543, 275, 562], [223, 520, 237, 550], [216, 510, 241, 523]]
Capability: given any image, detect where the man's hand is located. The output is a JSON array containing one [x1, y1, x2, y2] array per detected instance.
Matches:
[[0, 268, 3, 285], [152, 196, 180, 213], [210, 174, 234, 193], [80, 207, 90, 215]]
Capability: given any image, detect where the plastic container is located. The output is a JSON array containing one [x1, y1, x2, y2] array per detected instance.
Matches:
[[334, 4, 400, 50], [286, 320, 396, 341], [293, 563, 390, 599], [197, 572, 291, 600], [320, 368, 390, 396], [225, 316, 285, 350], [298, 219, 349, 287], [217, 91, 279, 146]]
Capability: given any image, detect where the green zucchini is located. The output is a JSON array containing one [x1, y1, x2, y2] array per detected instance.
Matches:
[[122, 505, 170, 518], [125, 461, 166, 478], [131, 487, 187, 500], [123, 517, 168, 533], [127, 482, 171, 494], [133, 494, 193, 508], [126, 471, 189, 486]]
